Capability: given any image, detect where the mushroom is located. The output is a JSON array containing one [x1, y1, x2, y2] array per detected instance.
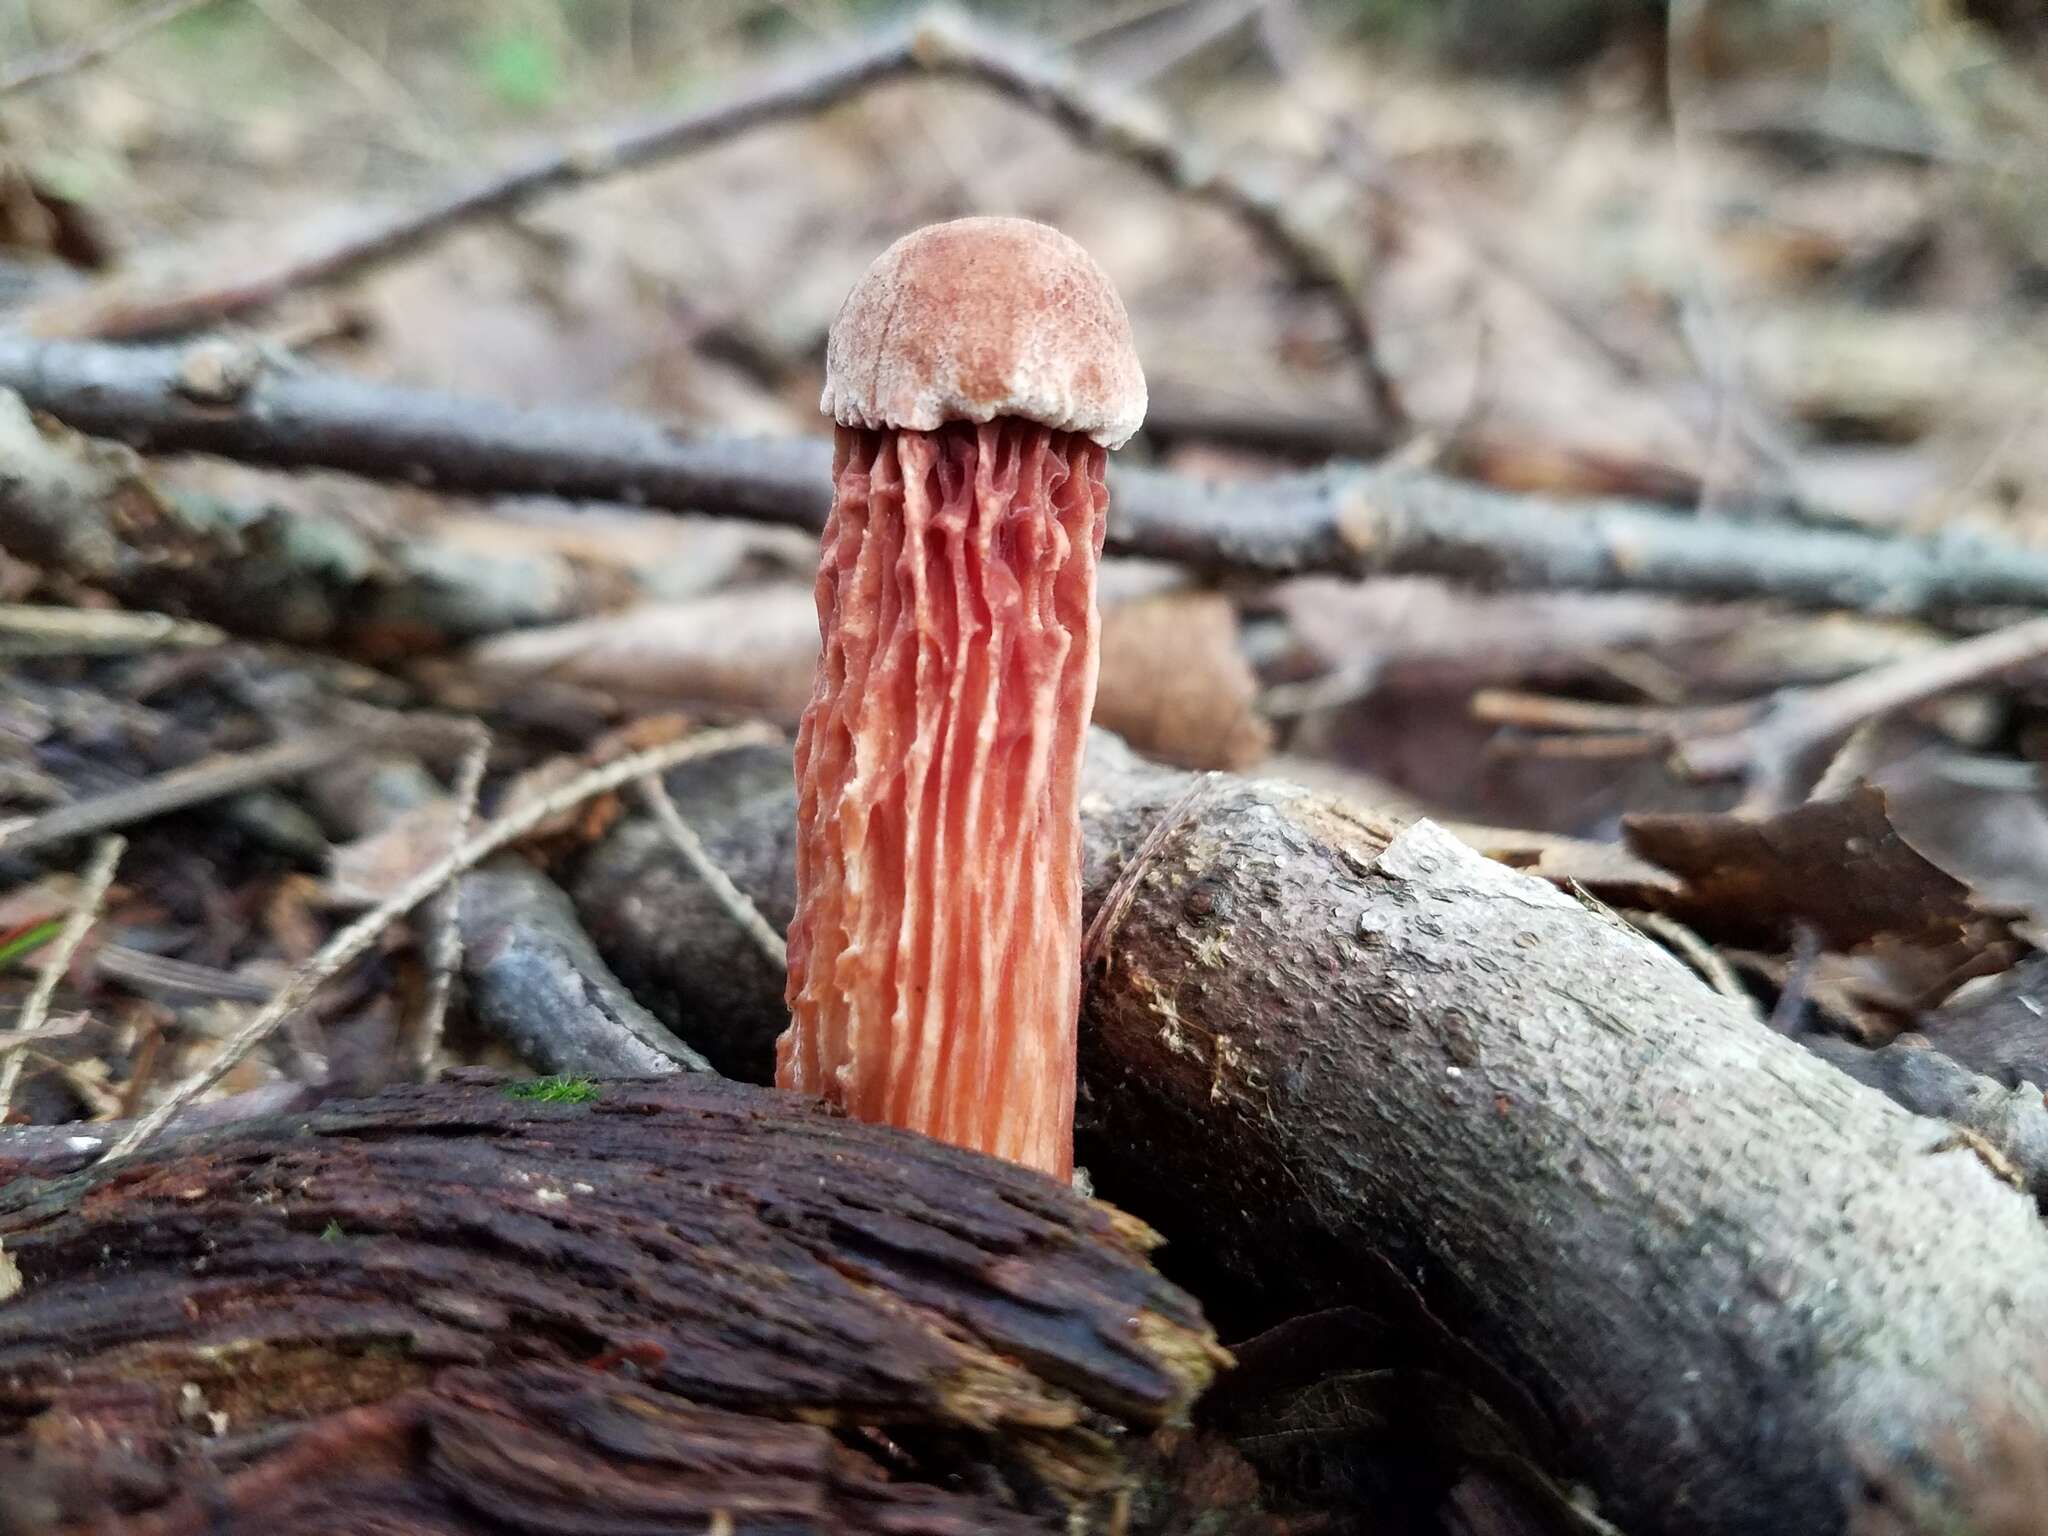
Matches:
[[777, 217, 1146, 1180]]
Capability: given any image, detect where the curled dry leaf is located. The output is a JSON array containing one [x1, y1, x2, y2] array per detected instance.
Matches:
[[1625, 785, 2015, 951], [1096, 591, 1271, 771]]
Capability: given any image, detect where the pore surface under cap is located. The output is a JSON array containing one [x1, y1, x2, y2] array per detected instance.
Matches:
[[821, 217, 1148, 450]]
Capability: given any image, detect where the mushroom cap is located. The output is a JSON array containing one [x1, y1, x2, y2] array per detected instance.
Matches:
[[822, 217, 1148, 450]]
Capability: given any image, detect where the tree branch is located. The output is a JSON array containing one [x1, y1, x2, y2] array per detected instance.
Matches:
[[10, 337, 2048, 618]]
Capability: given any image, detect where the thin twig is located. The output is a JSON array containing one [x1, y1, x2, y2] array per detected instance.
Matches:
[[406, 723, 491, 1081], [1807, 721, 1885, 803], [0, 727, 413, 858], [0, 0, 225, 98], [1767, 924, 1823, 1035], [0, 603, 227, 657], [637, 774, 786, 970], [908, 11, 1405, 428], [18, 8, 1404, 420], [1082, 773, 1218, 974], [15, 339, 2048, 618], [103, 723, 776, 1161], [1475, 614, 2048, 807], [1676, 612, 2048, 802], [1471, 690, 1747, 739], [17, 24, 913, 340], [1622, 909, 1751, 1006], [0, 835, 123, 1119], [0, 1015, 88, 1058]]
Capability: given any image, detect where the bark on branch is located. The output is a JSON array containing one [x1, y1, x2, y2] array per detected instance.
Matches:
[[0, 390, 628, 646], [8, 339, 2048, 617], [0, 1072, 1220, 1531], [570, 735, 2048, 1536]]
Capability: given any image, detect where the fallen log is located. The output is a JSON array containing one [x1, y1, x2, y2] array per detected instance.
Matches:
[[0, 1071, 1220, 1531], [571, 734, 2048, 1536]]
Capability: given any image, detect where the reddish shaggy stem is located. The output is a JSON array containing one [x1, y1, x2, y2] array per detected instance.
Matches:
[[780, 421, 1106, 1178]]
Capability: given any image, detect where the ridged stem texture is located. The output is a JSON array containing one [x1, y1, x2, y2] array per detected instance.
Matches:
[[779, 419, 1106, 1177]]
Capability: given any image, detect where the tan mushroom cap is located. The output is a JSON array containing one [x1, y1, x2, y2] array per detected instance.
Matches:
[[821, 217, 1148, 450]]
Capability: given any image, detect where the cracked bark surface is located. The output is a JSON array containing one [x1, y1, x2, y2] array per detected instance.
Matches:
[[0, 1071, 1219, 1532]]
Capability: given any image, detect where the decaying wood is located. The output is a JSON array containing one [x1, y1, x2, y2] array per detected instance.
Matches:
[[17, 346, 2048, 617], [571, 733, 2048, 1536], [0, 1072, 1222, 1531]]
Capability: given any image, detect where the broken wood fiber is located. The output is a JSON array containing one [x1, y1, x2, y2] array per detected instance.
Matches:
[[0, 1073, 1220, 1531], [571, 732, 2048, 1536]]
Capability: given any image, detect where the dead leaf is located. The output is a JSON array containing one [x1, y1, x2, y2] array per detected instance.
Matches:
[[1625, 785, 2013, 949], [326, 799, 461, 908], [1096, 592, 1272, 771]]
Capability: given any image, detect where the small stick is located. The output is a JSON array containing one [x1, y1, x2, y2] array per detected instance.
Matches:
[[1472, 689, 1746, 738], [1622, 909, 1751, 1007], [637, 774, 787, 970], [0, 722, 439, 858], [103, 723, 777, 1161], [0, 835, 123, 1118], [1676, 612, 2048, 790], [405, 723, 491, 1081], [15, 338, 2048, 616], [1082, 773, 1218, 975], [0, 604, 227, 656], [0, 0, 225, 98]]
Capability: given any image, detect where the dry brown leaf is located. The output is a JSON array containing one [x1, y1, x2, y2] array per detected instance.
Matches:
[[326, 798, 461, 909], [1096, 592, 1271, 771], [1625, 785, 2013, 950]]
